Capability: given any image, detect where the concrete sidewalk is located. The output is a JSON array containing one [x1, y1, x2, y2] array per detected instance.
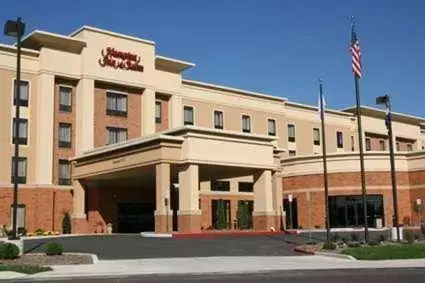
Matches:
[[2, 255, 425, 281]]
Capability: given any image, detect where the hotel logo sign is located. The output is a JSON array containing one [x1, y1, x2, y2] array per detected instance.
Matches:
[[98, 47, 144, 72]]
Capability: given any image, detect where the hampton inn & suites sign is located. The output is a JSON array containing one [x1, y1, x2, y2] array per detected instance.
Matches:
[[98, 47, 144, 72]]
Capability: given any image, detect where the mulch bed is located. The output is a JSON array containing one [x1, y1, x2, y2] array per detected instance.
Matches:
[[0, 253, 93, 266]]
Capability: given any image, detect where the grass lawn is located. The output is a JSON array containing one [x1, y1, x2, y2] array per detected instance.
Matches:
[[342, 244, 425, 260], [0, 264, 52, 274]]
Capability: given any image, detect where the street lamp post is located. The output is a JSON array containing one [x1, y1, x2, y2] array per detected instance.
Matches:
[[376, 94, 400, 242], [4, 17, 26, 240]]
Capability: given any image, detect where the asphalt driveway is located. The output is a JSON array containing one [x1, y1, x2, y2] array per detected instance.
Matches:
[[23, 234, 303, 259]]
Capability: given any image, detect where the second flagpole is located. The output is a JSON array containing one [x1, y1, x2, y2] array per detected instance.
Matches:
[[319, 79, 331, 246]]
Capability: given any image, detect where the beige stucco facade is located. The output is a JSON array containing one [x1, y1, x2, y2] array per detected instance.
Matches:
[[1, 25, 425, 233]]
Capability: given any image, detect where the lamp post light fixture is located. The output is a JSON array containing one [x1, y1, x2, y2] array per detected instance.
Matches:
[[376, 94, 400, 242], [4, 17, 26, 240]]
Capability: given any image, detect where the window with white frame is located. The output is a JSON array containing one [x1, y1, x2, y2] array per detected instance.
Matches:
[[242, 115, 251, 133], [214, 110, 223, 129], [59, 123, 72, 148], [106, 92, 127, 116], [184, 106, 194, 125], [11, 157, 27, 184], [12, 118, 28, 145], [313, 128, 320, 145], [268, 119, 276, 136], [407, 144, 413, 152], [13, 80, 29, 107], [59, 159, 71, 185], [288, 150, 296, 157], [106, 127, 128, 145], [155, 101, 162, 123], [288, 124, 295, 142], [336, 131, 344, 148], [59, 86, 72, 112]]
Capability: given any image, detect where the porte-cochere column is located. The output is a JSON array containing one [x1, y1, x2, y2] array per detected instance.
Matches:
[[253, 169, 275, 231], [177, 164, 201, 232], [154, 163, 173, 233]]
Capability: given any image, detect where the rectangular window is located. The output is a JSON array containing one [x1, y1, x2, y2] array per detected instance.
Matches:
[[58, 160, 71, 185], [268, 119, 276, 136], [184, 106, 194, 125], [336, 131, 343, 148], [313, 128, 320, 145], [379, 140, 386, 151], [396, 142, 400, 151], [59, 123, 72, 148], [211, 180, 230, 192], [12, 118, 28, 145], [288, 124, 295, 142], [288, 150, 296, 157], [351, 136, 355, 151], [9, 204, 25, 231], [365, 138, 371, 151], [11, 157, 27, 184], [13, 80, 29, 107], [214, 111, 224, 129], [106, 92, 127, 117], [155, 101, 162, 123], [407, 144, 413, 152], [238, 182, 253, 193], [242, 115, 251, 133], [59, 86, 72, 112], [106, 127, 128, 145]]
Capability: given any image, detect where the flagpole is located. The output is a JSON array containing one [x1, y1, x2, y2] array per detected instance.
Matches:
[[319, 80, 331, 246], [351, 18, 369, 243]]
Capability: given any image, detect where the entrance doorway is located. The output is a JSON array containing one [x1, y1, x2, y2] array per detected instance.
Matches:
[[328, 195, 384, 228], [283, 198, 298, 229], [117, 203, 154, 233]]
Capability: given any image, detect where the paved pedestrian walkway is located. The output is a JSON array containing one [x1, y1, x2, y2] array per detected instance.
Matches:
[[3, 255, 425, 281]]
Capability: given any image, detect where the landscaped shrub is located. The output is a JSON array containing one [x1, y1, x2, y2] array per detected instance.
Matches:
[[62, 212, 71, 234], [350, 233, 360, 242], [378, 234, 386, 243], [45, 243, 64, 256], [405, 230, 415, 244], [421, 221, 425, 238], [347, 241, 361, 248], [322, 242, 337, 250], [330, 234, 341, 242], [35, 228, 45, 236], [368, 240, 380, 246], [0, 243, 20, 259]]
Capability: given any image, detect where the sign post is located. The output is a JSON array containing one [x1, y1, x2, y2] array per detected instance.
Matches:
[[288, 194, 293, 229]]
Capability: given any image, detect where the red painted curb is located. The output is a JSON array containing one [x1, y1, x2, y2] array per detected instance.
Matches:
[[293, 247, 316, 255], [173, 231, 288, 239]]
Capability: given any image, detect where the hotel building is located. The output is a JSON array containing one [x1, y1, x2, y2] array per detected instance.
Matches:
[[1, 26, 425, 234]]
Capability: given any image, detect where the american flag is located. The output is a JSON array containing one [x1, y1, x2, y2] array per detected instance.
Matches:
[[350, 22, 362, 78]]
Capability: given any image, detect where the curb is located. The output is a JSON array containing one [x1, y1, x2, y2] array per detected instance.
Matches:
[[173, 231, 287, 239], [316, 252, 356, 261], [293, 247, 316, 255]]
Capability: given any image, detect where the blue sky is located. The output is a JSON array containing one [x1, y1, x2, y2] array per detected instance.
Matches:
[[1, 0, 424, 116]]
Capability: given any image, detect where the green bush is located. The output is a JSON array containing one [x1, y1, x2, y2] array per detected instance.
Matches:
[[368, 240, 380, 246], [421, 222, 425, 239], [350, 233, 360, 242], [347, 241, 361, 248], [322, 242, 337, 250], [378, 234, 386, 243], [45, 243, 63, 256], [405, 230, 415, 244], [0, 243, 20, 259]]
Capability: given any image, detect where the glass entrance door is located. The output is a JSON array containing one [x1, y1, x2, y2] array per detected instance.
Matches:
[[328, 195, 384, 228]]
